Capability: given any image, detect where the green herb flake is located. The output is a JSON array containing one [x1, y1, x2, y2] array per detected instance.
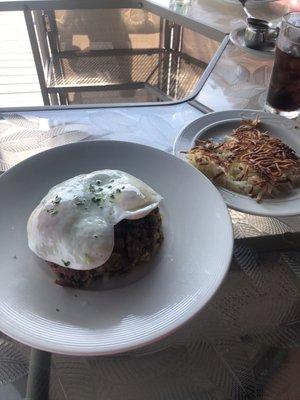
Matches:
[[122, 186, 125, 190], [84, 253, 93, 264], [53, 195, 61, 205], [88, 184, 95, 193], [92, 196, 103, 203], [110, 194, 115, 199], [93, 235, 98, 238], [47, 208, 58, 216], [74, 197, 85, 206], [116, 188, 121, 193], [62, 259, 70, 267], [96, 180, 101, 185]]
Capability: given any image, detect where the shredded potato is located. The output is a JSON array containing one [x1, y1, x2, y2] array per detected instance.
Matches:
[[186, 119, 300, 202]]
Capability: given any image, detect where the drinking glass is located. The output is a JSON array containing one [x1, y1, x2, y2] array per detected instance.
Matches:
[[265, 12, 300, 119], [173, 0, 191, 5]]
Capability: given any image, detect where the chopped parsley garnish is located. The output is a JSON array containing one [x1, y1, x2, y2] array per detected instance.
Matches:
[[110, 194, 115, 199], [88, 184, 95, 193], [108, 185, 112, 189], [47, 208, 58, 215], [122, 186, 125, 189], [47, 195, 62, 214], [116, 188, 121, 193], [96, 180, 101, 185], [62, 259, 70, 267], [84, 253, 93, 264], [92, 195, 103, 203], [74, 197, 85, 206]]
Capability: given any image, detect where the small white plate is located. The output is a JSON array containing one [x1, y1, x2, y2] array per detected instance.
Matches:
[[230, 27, 275, 58], [0, 140, 233, 355], [174, 110, 300, 217]]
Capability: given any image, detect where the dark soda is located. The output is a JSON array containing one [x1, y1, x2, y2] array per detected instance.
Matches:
[[266, 47, 300, 112]]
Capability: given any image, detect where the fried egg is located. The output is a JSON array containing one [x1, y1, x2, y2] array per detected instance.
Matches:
[[27, 170, 163, 270]]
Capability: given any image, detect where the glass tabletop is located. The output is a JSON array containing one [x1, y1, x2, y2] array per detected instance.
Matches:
[[0, 38, 299, 400], [147, 0, 291, 35], [195, 41, 274, 111]]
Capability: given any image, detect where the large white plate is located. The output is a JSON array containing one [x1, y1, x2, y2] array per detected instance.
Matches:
[[174, 110, 300, 217], [0, 140, 233, 355]]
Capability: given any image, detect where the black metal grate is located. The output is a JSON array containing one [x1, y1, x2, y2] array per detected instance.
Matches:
[[67, 88, 163, 105], [148, 53, 205, 100], [48, 49, 205, 101]]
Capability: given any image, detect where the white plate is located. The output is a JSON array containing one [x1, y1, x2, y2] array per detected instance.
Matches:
[[174, 110, 300, 217], [0, 140, 233, 355], [230, 27, 275, 58]]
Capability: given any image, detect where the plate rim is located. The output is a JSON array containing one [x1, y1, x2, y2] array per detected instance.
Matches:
[[173, 109, 300, 217], [0, 139, 233, 355]]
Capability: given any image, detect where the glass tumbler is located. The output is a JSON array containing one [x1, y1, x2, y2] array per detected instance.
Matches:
[[265, 12, 300, 119]]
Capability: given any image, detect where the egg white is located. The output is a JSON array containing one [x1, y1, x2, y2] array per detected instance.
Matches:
[[27, 170, 163, 270]]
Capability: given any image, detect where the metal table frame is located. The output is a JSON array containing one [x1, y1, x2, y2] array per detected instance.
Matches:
[[0, 0, 229, 112], [0, 0, 227, 40]]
